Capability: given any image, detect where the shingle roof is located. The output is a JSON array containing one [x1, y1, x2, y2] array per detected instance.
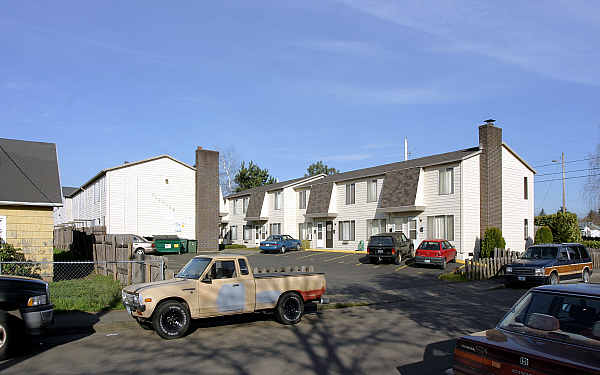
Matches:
[[61, 186, 78, 198], [297, 147, 480, 188], [225, 176, 310, 199], [245, 191, 266, 219], [305, 182, 334, 215], [0, 138, 62, 206], [379, 168, 421, 208]]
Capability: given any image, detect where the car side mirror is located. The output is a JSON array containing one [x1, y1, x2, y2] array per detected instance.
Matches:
[[202, 276, 212, 284], [526, 313, 559, 331]]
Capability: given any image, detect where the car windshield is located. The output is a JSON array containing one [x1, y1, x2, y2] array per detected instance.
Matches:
[[176, 257, 211, 280], [418, 241, 440, 250], [498, 291, 600, 349], [266, 235, 282, 241], [521, 247, 558, 259], [369, 236, 394, 246]]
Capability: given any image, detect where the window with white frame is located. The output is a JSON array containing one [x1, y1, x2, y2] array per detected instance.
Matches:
[[427, 215, 454, 241], [367, 219, 386, 237], [345, 183, 355, 205], [230, 225, 238, 240], [367, 179, 378, 202], [439, 168, 455, 195], [299, 223, 313, 240], [270, 223, 281, 235], [274, 191, 282, 210], [339, 220, 355, 241], [524, 219, 529, 240], [298, 190, 308, 209], [409, 219, 417, 240], [243, 197, 249, 214], [233, 199, 240, 215], [243, 225, 252, 240]]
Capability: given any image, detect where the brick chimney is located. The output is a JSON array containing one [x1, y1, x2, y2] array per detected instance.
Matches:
[[479, 119, 503, 239], [196, 147, 219, 251]]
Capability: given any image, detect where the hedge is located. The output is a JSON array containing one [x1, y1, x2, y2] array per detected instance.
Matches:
[[534, 212, 581, 243], [534, 226, 553, 244], [583, 240, 600, 249], [225, 244, 247, 249]]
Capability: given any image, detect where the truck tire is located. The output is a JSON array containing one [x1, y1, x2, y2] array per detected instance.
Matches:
[[135, 248, 145, 256], [0, 313, 14, 360], [152, 301, 191, 340], [548, 272, 559, 285], [583, 269, 591, 283], [275, 292, 304, 325], [394, 253, 401, 265]]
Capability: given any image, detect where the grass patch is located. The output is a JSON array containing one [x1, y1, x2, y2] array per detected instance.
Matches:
[[50, 274, 124, 312], [439, 272, 469, 282], [225, 244, 247, 249]]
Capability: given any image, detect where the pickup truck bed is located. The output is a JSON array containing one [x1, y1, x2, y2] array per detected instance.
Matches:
[[254, 272, 324, 278]]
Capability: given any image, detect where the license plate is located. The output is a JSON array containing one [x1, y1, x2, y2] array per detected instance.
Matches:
[[165, 244, 171, 249], [424, 259, 430, 263], [378, 250, 383, 254], [518, 276, 525, 281]]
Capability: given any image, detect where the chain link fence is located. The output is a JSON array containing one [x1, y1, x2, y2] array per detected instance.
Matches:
[[0, 260, 166, 285]]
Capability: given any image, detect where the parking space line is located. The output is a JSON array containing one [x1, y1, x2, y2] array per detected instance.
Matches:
[[323, 254, 354, 262], [373, 265, 380, 269], [298, 253, 320, 259], [355, 263, 362, 266], [395, 265, 408, 271]]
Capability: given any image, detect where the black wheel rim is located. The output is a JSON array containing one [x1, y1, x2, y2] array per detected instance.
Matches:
[[161, 307, 185, 334], [283, 297, 301, 321]]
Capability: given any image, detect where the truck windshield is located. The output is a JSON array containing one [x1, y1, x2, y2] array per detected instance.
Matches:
[[369, 236, 393, 246], [521, 247, 557, 259], [176, 257, 211, 279], [499, 291, 600, 349]]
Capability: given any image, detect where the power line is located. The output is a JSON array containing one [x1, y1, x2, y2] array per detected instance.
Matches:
[[535, 173, 600, 183], [533, 155, 600, 168], [537, 166, 600, 177]]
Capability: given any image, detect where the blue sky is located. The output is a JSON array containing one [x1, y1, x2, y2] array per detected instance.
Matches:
[[2, 1, 599, 216]]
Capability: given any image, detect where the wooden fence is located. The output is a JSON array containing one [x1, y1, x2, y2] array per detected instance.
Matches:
[[54, 226, 107, 259], [462, 248, 600, 281]]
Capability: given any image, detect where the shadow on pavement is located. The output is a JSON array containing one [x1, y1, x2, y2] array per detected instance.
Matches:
[[397, 339, 456, 375]]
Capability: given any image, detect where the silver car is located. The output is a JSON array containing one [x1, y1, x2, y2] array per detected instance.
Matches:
[[133, 235, 153, 255]]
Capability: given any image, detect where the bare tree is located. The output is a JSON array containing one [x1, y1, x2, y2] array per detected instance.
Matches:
[[218, 147, 240, 195], [585, 144, 600, 210]]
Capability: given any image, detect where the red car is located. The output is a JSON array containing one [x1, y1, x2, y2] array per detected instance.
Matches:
[[414, 239, 457, 269]]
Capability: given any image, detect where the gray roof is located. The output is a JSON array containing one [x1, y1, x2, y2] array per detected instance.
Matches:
[[245, 190, 266, 219], [305, 182, 334, 215], [0, 138, 62, 206], [379, 168, 421, 208], [225, 176, 309, 199], [61, 186, 78, 198], [297, 147, 480, 188]]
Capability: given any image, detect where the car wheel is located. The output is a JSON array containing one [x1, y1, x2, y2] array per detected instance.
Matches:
[[296, 244, 302, 251], [152, 301, 191, 340], [275, 292, 304, 325], [135, 248, 145, 256], [280, 246, 286, 254], [548, 272, 559, 285], [394, 253, 402, 265], [136, 318, 154, 330], [0, 314, 13, 360], [583, 269, 591, 283]]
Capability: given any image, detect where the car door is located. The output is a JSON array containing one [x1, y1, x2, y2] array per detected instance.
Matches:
[[399, 233, 410, 255], [198, 260, 246, 316], [237, 259, 256, 313], [556, 247, 571, 279]]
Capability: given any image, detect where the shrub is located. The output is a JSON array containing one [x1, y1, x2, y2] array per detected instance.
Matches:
[[534, 212, 581, 244], [534, 226, 553, 244], [481, 227, 506, 258], [225, 244, 247, 249], [0, 242, 41, 278], [583, 240, 600, 250]]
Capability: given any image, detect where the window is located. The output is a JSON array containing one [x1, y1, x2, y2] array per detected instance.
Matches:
[[209, 260, 237, 279], [232, 200, 239, 215], [439, 168, 454, 195], [524, 177, 528, 200], [230, 225, 238, 240], [243, 197, 249, 214], [243, 225, 252, 240], [427, 215, 454, 241], [367, 179, 378, 202], [270, 223, 281, 235], [367, 219, 386, 237], [345, 183, 355, 205], [409, 220, 417, 240], [298, 190, 308, 209], [568, 246, 581, 261], [299, 223, 312, 240], [274, 191, 282, 210], [238, 259, 249, 275], [524, 219, 529, 240], [262, 224, 267, 239], [339, 220, 355, 241]]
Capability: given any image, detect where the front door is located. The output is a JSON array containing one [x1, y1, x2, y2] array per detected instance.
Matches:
[[255, 226, 260, 246], [316, 223, 324, 248], [326, 221, 333, 248]]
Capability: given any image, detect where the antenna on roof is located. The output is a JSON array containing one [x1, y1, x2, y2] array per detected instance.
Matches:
[[404, 137, 408, 161]]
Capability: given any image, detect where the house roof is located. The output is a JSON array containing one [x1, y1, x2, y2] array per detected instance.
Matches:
[[245, 190, 266, 219], [297, 147, 481, 188], [61, 186, 78, 198], [0, 138, 62, 206], [305, 182, 334, 216], [378, 167, 421, 209], [225, 175, 320, 199]]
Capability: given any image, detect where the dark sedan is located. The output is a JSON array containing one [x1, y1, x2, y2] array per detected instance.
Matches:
[[259, 235, 302, 254]]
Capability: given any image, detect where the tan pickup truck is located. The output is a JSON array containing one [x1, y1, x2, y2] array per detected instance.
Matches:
[[122, 253, 326, 339]]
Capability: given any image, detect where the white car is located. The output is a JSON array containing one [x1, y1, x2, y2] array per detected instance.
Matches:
[[133, 235, 153, 255]]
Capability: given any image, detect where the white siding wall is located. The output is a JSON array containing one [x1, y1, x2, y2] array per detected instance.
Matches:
[[421, 163, 461, 250], [283, 187, 297, 236], [226, 197, 248, 245], [107, 158, 195, 239], [267, 190, 285, 237], [460, 154, 480, 259], [502, 146, 534, 253], [53, 196, 73, 225], [69, 176, 107, 227]]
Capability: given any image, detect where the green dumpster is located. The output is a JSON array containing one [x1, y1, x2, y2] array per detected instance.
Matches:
[[186, 239, 198, 253], [153, 235, 185, 254]]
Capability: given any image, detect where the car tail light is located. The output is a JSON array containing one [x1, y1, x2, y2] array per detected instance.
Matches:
[[151, 243, 155, 248], [367, 247, 371, 254], [391, 248, 395, 254]]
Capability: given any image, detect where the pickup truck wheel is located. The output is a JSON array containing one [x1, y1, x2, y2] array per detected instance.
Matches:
[[394, 253, 402, 265], [152, 301, 191, 340], [275, 293, 304, 325], [548, 272, 559, 285], [280, 246, 286, 254]]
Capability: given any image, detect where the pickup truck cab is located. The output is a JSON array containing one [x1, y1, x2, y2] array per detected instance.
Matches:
[[122, 254, 326, 339], [0, 275, 54, 359]]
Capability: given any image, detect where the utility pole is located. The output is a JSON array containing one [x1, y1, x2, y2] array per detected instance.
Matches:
[[562, 152, 566, 214]]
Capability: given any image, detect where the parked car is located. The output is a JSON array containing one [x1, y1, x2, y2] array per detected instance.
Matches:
[[122, 254, 327, 339], [366, 232, 414, 265], [504, 243, 592, 287], [0, 275, 54, 359], [414, 239, 457, 269], [453, 284, 600, 374], [133, 235, 153, 255], [259, 235, 302, 254]]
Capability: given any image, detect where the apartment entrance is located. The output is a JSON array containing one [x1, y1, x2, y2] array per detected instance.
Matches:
[[326, 221, 333, 248], [316, 223, 324, 248]]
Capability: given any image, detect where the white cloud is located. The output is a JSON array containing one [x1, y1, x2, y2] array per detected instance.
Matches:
[[336, 0, 600, 85]]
